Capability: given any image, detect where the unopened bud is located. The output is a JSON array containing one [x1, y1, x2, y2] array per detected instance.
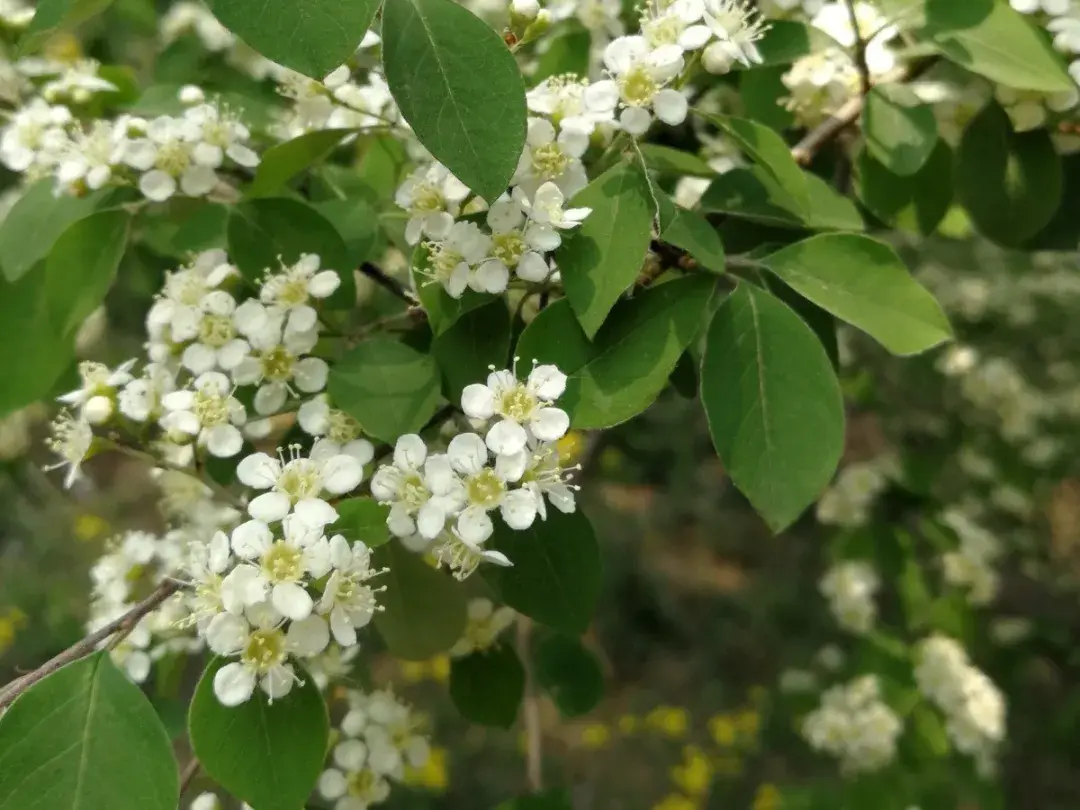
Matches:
[[701, 41, 735, 75], [512, 0, 540, 20], [84, 396, 114, 426], [178, 85, 205, 105]]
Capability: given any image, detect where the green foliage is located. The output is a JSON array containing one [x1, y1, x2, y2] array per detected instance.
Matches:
[[485, 509, 601, 635], [855, 142, 953, 235], [516, 276, 715, 429], [533, 634, 604, 717], [381, 0, 527, 200], [331, 497, 391, 548], [206, 0, 381, 78], [449, 645, 525, 728], [329, 338, 442, 444], [247, 129, 353, 198], [189, 658, 328, 810], [555, 163, 654, 338], [372, 539, 467, 659], [432, 298, 512, 403], [496, 791, 573, 810], [701, 284, 844, 532], [18, 0, 114, 54], [862, 84, 939, 177], [46, 210, 131, 336], [657, 192, 725, 274], [762, 233, 952, 356], [0, 653, 177, 810]]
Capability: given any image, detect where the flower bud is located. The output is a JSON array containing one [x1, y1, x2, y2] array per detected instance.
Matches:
[[84, 395, 114, 426], [702, 41, 735, 75], [511, 0, 540, 20], [178, 84, 206, 105]]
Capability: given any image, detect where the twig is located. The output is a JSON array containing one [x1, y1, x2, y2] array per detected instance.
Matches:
[[0, 580, 182, 711], [179, 757, 201, 796], [790, 96, 865, 166], [517, 617, 543, 792], [360, 262, 418, 305], [844, 0, 872, 96]]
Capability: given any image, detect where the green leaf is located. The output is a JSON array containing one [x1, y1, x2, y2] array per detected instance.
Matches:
[[449, 645, 525, 728], [227, 197, 354, 306], [700, 167, 863, 231], [516, 276, 716, 428], [328, 338, 442, 444], [311, 196, 381, 267], [205, 0, 381, 78], [331, 497, 391, 548], [855, 142, 953, 236], [862, 84, 938, 176], [431, 298, 512, 403], [484, 509, 601, 635], [657, 192, 725, 273], [0, 270, 72, 416], [0, 181, 110, 282], [762, 233, 952, 356], [19, 0, 115, 55], [45, 210, 131, 336], [532, 25, 591, 83], [0, 652, 177, 810], [555, 163, 653, 338], [373, 539, 467, 659], [701, 284, 844, 532], [496, 790, 573, 810], [189, 658, 328, 810], [247, 129, 353, 198], [381, 0, 527, 200], [923, 0, 1074, 94], [638, 143, 715, 178], [955, 102, 1062, 247], [534, 635, 604, 717]]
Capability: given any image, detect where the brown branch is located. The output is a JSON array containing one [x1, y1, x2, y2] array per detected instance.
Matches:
[[790, 96, 865, 166], [359, 262, 418, 305], [179, 757, 201, 796], [517, 617, 543, 792], [0, 580, 182, 711]]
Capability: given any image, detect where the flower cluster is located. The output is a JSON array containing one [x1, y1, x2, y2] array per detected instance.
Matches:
[[815, 458, 894, 528], [914, 635, 1006, 775], [802, 675, 904, 774], [450, 598, 517, 657], [939, 508, 1002, 606], [371, 361, 578, 579], [273, 55, 393, 139], [818, 560, 879, 635], [318, 688, 431, 810]]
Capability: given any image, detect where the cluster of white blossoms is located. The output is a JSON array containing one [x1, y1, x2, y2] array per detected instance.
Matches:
[[815, 457, 895, 528], [450, 598, 517, 657], [915, 635, 1006, 775], [317, 688, 430, 810], [372, 361, 578, 579], [818, 560, 879, 635], [1011, 0, 1080, 84], [939, 508, 1002, 607], [802, 675, 904, 774]]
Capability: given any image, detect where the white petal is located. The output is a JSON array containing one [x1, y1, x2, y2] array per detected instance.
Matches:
[[471, 259, 509, 294], [652, 89, 689, 126], [181, 165, 218, 196], [394, 434, 427, 469], [220, 565, 267, 613], [494, 449, 529, 483], [330, 607, 358, 647], [530, 407, 570, 441], [260, 665, 294, 701], [501, 489, 538, 530], [237, 452, 280, 488], [205, 612, 248, 654], [515, 252, 550, 282], [309, 270, 341, 298], [584, 79, 619, 113], [181, 343, 217, 374], [447, 432, 489, 475], [206, 424, 243, 457], [272, 581, 314, 621], [457, 507, 494, 544], [416, 501, 447, 540], [318, 769, 348, 800], [679, 24, 712, 49], [620, 107, 653, 136], [287, 613, 330, 656], [461, 383, 496, 420], [248, 491, 292, 522], [214, 662, 256, 706], [485, 419, 528, 457], [231, 519, 274, 558], [528, 364, 567, 400], [334, 739, 368, 771], [254, 382, 288, 416], [294, 357, 329, 393], [320, 455, 364, 494], [294, 498, 340, 528]]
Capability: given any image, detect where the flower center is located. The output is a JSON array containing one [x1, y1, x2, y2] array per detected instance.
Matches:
[[491, 231, 526, 267], [347, 769, 378, 799], [192, 388, 230, 426], [411, 183, 445, 214], [400, 472, 430, 510], [79, 361, 112, 394], [620, 65, 658, 107], [530, 142, 570, 180], [198, 312, 235, 347], [466, 468, 505, 509], [168, 272, 207, 306], [271, 275, 310, 306], [429, 244, 464, 280], [155, 140, 191, 176], [241, 627, 286, 673], [642, 15, 683, 47], [327, 409, 361, 443], [498, 386, 537, 422], [260, 346, 295, 382], [276, 459, 322, 502], [261, 541, 304, 583]]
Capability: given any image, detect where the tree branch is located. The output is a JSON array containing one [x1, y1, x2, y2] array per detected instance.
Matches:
[[517, 617, 543, 792], [179, 757, 201, 796], [359, 262, 418, 305], [0, 579, 182, 711], [844, 0, 872, 96], [790, 96, 865, 166]]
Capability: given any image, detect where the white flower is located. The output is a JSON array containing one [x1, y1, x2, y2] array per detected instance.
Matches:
[[810, 1, 895, 75], [146, 250, 236, 344], [168, 289, 252, 374], [692, 0, 769, 74], [802, 675, 903, 773], [38, 59, 117, 104], [318, 535, 384, 646], [370, 434, 465, 539], [450, 598, 516, 657], [160, 1, 236, 50], [819, 561, 879, 634], [183, 530, 233, 626], [1049, 16, 1080, 56], [231, 314, 328, 415], [119, 363, 176, 423], [124, 115, 215, 202], [395, 162, 470, 245], [160, 371, 247, 458], [447, 432, 537, 543], [585, 37, 686, 135], [189, 792, 222, 810], [476, 198, 548, 289], [318, 750, 391, 810], [1010, 0, 1073, 15], [205, 605, 330, 705], [422, 221, 493, 299], [45, 410, 93, 488], [224, 515, 332, 620], [512, 117, 590, 198], [0, 98, 71, 172], [432, 528, 512, 581], [527, 75, 615, 138], [55, 120, 128, 192], [513, 181, 591, 252], [461, 362, 570, 456], [503, 439, 579, 519], [297, 395, 370, 455], [640, 0, 713, 52], [57, 359, 136, 425], [995, 84, 1078, 132], [260, 253, 341, 333], [183, 102, 260, 170], [237, 440, 366, 524]]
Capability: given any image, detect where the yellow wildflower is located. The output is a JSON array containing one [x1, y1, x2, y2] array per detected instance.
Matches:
[[671, 746, 712, 796], [581, 724, 611, 749], [618, 714, 640, 734], [405, 747, 449, 792], [74, 513, 109, 542], [708, 714, 738, 747], [646, 706, 689, 738], [430, 655, 450, 683]]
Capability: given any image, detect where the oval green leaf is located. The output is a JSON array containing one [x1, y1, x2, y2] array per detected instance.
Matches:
[[554, 163, 654, 338], [534, 634, 604, 717], [381, 0, 526, 201], [449, 645, 525, 728], [701, 284, 844, 533], [762, 233, 952, 356], [0, 652, 178, 810], [328, 338, 441, 444], [188, 658, 328, 810], [431, 298, 512, 403], [206, 0, 381, 79], [46, 210, 131, 336], [247, 129, 354, 198], [331, 497, 391, 548], [484, 509, 601, 635], [372, 539, 467, 660], [862, 84, 938, 177]]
